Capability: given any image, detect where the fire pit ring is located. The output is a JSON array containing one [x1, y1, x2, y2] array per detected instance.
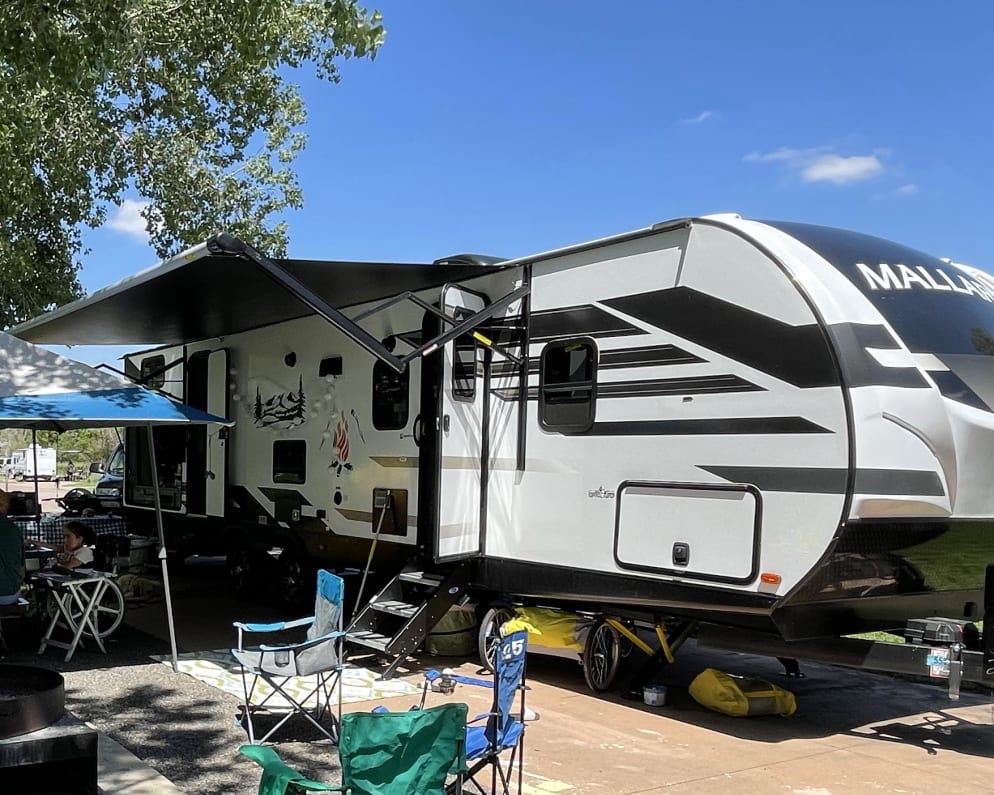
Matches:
[[0, 665, 65, 740]]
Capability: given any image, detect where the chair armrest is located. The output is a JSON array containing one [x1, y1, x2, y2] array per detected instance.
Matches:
[[258, 630, 346, 654], [233, 616, 315, 633], [425, 668, 494, 689], [239, 744, 340, 792]]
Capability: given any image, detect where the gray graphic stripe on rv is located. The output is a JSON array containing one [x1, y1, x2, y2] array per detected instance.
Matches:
[[529, 305, 648, 341], [491, 373, 764, 402], [602, 287, 929, 389], [490, 344, 704, 378], [699, 465, 944, 495], [583, 417, 830, 435]]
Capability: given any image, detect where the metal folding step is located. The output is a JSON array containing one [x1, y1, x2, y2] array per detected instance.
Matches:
[[345, 558, 473, 679]]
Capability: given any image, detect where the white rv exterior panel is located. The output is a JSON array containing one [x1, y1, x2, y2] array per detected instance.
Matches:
[[485, 222, 850, 597]]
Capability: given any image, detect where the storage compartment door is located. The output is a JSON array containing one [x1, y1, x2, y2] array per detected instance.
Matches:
[[615, 482, 761, 584]]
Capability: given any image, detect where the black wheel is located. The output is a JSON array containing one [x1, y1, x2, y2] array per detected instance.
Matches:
[[277, 545, 314, 612], [477, 605, 516, 672], [46, 579, 125, 639], [226, 542, 264, 602], [582, 620, 622, 692]]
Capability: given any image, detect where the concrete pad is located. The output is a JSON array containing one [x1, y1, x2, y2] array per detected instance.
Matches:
[[96, 731, 183, 795], [394, 642, 994, 795]]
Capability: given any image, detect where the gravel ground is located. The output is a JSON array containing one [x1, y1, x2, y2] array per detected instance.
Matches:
[[2, 587, 349, 793]]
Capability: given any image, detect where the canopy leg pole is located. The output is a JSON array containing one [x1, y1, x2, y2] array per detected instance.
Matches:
[[148, 424, 179, 672], [31, 429, 41, 538]]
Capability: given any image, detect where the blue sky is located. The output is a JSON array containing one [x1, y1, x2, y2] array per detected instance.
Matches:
[[68, 1, 994, 365]]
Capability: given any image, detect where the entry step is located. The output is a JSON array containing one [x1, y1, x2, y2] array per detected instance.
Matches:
[[348, 631, 390, 652], [370, 600, 418, 618], [398, 571, 444, 586]]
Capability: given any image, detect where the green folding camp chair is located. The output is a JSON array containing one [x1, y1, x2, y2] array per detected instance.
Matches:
[[240, 702, 469, 795]]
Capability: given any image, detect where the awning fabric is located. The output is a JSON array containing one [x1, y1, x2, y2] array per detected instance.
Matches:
[[13, 240, 500, 346], [0, 329, 229, 430]]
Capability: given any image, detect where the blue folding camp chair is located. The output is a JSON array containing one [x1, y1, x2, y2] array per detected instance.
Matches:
[[453, 629, 529, 795], [232, 569, 345, 744]]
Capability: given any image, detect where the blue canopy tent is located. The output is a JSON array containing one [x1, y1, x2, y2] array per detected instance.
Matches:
[[0, 330, 231, 669]]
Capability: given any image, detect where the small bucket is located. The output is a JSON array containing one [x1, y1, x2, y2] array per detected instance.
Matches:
[[643, 684, 667, 707]]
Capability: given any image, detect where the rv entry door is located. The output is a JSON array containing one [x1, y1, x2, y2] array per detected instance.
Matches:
[[185, 348, 229, 517], [433, 285, 488, 561]]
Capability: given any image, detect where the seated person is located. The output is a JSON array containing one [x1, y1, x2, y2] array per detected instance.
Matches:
[[0, 490, 24, 605], [53, 522, 97, 570]]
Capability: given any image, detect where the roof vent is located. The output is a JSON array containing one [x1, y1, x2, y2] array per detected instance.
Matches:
[[432, 253, 506, 267]]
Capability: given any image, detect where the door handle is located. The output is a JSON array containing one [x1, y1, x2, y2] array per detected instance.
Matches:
[[442, 414, 450, 433], [412, 415, 423, 447]]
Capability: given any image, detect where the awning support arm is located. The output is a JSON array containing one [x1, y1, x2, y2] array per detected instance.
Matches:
[[210, 234, 409, 374], [352, 291, 452, 325], [209, 234, 529, 373], [399, 285, 530, 366]]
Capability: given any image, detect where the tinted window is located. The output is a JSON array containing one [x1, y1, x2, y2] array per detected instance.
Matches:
[[372, 360, 410, 430], [768, 220, 994, 356], [273, 440, 306, 484], [452, 322, 478, 401], [141, 355, 166, 388], [539, 339, 597, 432]]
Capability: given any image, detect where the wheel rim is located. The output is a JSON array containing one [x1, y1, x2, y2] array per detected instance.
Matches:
[[278, 552, 307, 608], [228, 549, 251, 593], [480, 608, 514, 671], [584, 622, 621, 691]]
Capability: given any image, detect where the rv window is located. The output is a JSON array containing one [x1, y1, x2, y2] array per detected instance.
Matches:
[[539, 339, 597, 433], [372, 360, 410, 430], [273, 440, 307, 484], [140, 355, 166, 389], [452, 315, 477, 401]]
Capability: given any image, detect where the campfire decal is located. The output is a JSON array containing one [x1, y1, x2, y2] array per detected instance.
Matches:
[[331, 417, 353, 476], [253, 376, 306, 429]]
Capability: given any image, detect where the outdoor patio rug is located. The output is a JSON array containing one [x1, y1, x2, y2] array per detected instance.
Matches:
[[151, 649, 422, 709]]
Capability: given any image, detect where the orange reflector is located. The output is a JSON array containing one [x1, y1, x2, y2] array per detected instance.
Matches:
[[760, 572, 782, 585]]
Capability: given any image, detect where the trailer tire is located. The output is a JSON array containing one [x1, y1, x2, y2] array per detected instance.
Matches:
[[277, 545, 315, 613], [582, 620, 622, 693], [478, 605, 516, 672], [226, 541, 264, 602]]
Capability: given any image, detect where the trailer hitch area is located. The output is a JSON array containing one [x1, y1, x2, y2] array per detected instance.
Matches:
[[946, 643, 963, 700], [925, 642, 964, 700]]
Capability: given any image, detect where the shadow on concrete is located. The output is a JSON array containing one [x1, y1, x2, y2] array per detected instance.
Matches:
[[520, 637, 994, 758]]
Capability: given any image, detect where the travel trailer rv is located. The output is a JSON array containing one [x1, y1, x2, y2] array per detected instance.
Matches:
[[14, 214, 994, 686], [9, 445, 58, 481]]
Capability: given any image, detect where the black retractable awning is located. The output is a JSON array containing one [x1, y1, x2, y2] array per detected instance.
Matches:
[[13, 236, 500, 347]]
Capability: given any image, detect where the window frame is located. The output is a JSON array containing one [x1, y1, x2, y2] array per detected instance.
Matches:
[[140, 354, 166, 389], [450, 309, 478, 402], [371, 359, 411, 431], [538, 337, 598, 433], [272, 439, 307, 485]]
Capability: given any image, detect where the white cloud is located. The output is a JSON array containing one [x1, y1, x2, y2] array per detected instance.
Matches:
[[106, 199, 151, 241], [745, 146, 886, 186], [681, 110, 715, 125], [800, 154, 883, 185], [743, 147, 806, 163], [894, 183, 919, 196]]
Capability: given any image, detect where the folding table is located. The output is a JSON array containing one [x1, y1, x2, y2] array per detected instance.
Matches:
[[32, 571, 114, 662]]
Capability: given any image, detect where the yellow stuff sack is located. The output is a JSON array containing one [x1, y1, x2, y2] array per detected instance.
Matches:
[[508, 607, 592, 651], [688, 668, 796, 717]]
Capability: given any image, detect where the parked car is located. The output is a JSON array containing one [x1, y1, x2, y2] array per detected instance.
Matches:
[[92, 443, 125, 510]]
